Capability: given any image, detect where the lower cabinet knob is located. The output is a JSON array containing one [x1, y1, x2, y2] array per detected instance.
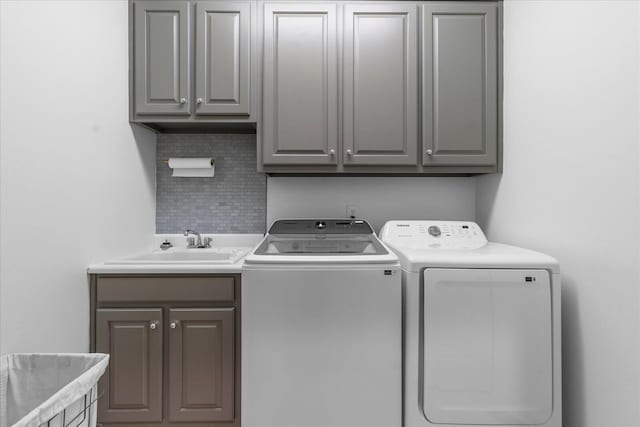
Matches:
[[426, 149, 433, 157], [180, 97, 187, 105], [150, 321, 158, 330], [170, 321, 178, 329], [196, 98, 203, 105], [329, 149, 335, 156], [346, 149, 352, 156]]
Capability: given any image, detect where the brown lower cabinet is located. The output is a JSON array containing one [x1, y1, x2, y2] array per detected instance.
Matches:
[[89, 274, 241, 427]]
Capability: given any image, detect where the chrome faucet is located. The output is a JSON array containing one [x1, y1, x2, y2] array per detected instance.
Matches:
[[184, 230, 212, 248]]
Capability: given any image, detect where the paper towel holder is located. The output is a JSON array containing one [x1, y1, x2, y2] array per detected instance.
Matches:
[[165, 157, 215, 178], [162, 159, 214, 166]]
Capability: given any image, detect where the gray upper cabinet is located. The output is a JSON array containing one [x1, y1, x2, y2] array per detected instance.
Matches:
[[422, 3, 498, 166], [343, 4, 419, 166], [257, 1, 501, 174], [129, 1, 501, 172], [262, 3, 339, 165], [134, 1, 190, 115], [195, 1, 251, 115], [131, 0, 254, 128]]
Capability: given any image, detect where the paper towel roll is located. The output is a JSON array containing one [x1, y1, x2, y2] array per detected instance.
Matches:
[[168, 158, 215, 177]]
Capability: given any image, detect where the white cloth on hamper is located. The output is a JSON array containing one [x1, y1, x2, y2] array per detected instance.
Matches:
[[0, 353, 108, 427]]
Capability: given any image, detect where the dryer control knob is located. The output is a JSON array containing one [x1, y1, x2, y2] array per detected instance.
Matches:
[[428, 226, 441, 237]]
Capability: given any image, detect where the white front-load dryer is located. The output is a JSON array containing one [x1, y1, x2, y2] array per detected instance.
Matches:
[[380, 220, 562, 427]]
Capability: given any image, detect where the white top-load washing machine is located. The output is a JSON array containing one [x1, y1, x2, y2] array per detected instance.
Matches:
[[379, 220, 561, 427], [242, 219, 402, 427]]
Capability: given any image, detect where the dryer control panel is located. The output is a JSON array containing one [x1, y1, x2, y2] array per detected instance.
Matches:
[[379, 221, 488, 250]]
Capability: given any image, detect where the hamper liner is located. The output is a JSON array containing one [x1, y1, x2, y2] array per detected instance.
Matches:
[[0, 353, 109, 427]]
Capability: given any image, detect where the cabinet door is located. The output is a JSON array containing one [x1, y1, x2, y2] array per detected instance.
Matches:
[[133, 1, 190, 115], [422, 3, 498, 166], [195, 2, 251, 115], [262, 4, 338, 165], [343, 4, 418, 165], [96, 308, 163, 423], [168, 308, 236, 422]]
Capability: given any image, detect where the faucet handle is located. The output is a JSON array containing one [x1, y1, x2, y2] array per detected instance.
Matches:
[[186, 237, 195, 248], [203, 237, 213, 248]]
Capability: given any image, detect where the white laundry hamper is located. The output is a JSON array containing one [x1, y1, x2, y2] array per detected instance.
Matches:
[[0, 354, 109, 427]]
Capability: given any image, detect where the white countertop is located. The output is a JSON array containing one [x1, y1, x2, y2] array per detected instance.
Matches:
[[87, 262, 248, 274], [88, 234, 263, 274]]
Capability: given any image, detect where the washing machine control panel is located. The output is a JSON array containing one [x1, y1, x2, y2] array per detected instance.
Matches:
[[379, 221, 488, 250]]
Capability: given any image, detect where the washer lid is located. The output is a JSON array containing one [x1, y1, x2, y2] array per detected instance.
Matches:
[[245, 220, 399, 265], [268, 219, 375, 235], [254, 235, 389, 256]]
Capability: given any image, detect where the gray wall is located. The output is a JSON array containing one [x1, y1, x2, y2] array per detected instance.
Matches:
[[476, 1, 640, 426], [267, 177, 475, 232], [1, 0, 156, 354], [156, 134, 266, 233]]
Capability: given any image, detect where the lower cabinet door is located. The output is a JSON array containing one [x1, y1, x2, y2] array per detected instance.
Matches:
[[168, 308, 236, 422], [96, 308, 163, 423]]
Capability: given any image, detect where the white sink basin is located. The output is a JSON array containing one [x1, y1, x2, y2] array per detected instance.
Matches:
[[105, 247, 250, 265]]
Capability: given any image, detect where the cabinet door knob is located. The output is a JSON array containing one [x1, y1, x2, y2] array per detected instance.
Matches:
[[346, 149, 352, 156], [329, 149, 335, 156], [170, 321, 179, 329], [179, 97, 187, 105], [425, 149, 433, 157], [196, 98, 203, 105], [149, 321, 159, 330]]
